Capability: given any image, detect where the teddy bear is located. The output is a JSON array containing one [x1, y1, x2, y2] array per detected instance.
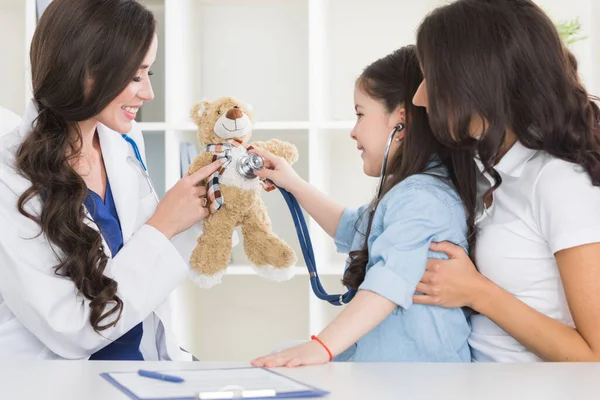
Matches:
[[187, 96, 299, 288]]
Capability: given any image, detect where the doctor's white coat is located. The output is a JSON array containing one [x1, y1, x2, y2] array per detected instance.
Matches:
[[0, 101, 199, 360]]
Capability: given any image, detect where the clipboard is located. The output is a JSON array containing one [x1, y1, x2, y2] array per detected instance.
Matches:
[[100, 366, 329, 399]]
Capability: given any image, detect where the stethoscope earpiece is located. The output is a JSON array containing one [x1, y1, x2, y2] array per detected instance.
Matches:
[[375, 123, 405, 201]]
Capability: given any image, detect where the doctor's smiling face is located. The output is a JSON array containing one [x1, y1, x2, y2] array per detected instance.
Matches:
[[94, 33, 158, 134]]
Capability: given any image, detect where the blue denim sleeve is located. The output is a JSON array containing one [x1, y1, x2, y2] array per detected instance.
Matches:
[[358, 185, 453, 309], [334, 204, 369, 254]]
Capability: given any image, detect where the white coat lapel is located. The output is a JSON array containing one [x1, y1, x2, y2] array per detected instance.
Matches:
[[97, 124, 139, 241]]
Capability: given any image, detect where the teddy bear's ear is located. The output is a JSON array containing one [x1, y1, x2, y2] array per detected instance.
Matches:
[[190, 100, 210, 125]]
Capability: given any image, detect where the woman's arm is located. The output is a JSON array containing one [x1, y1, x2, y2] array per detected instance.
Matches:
[[415, 242, 600, 361], [415, 159, 600, 361]]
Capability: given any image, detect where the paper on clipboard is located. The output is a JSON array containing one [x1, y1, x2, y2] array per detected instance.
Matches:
[[101, 367, 329, 399]]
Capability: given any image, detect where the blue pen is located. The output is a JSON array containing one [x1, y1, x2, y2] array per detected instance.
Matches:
[[137, 369, 185, 383]]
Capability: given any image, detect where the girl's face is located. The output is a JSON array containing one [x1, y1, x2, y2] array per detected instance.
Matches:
[[350, 84, 405, 177], [95, 34, 158, 134]]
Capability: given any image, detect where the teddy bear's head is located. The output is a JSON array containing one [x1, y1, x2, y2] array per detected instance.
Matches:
[[190, 97, 255, 146]]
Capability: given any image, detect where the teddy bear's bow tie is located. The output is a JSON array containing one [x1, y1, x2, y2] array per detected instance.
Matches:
[[205, 140, 275, 214]]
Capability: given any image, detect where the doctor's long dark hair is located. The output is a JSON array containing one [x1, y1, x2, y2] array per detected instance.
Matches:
[[15, 0, 156, 333], [416, 0, 600, 198], [342, 46, 477, 290]]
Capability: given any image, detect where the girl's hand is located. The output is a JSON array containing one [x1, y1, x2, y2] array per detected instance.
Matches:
[[413, 241, 491, 309], [251, 340, 331, 368], [249, 147, 304, 193]]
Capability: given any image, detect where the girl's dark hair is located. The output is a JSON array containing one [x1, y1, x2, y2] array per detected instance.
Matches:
[[342, 46, 477, 290], [416, 0, 600, 196], [15, 0, 156, 333]]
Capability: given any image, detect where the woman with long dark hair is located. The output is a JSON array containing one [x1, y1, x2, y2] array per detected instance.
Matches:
[[250, 45, 478, 367], [412, 0, 600, 362], [0, 0, 221, 360]]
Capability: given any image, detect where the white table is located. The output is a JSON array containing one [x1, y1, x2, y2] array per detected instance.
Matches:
[[2, 361, 600, 399]]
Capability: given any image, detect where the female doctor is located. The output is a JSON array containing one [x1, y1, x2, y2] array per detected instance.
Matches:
[[0, 0, 221, 360]]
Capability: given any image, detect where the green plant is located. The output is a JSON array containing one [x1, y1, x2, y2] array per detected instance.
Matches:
[[554, 16, 588, 46]]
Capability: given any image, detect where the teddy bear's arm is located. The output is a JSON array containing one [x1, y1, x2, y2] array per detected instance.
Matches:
[[187, 151, 215, 175], [252, 139, 299, 165]]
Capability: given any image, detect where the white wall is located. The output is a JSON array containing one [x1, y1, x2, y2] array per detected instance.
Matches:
[[0, 0, 26, 115], [324, 0, 443, 122], [188, 0, 309, 123]]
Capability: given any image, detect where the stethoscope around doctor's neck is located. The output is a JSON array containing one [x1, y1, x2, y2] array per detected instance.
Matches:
[[122, 133, 160, 204], [120, 124, 404, 306]]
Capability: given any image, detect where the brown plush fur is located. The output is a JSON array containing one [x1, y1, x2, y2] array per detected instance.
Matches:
[[188, 97, 298, 286], [252, 139, 298, 165], [191, 97, 255, 147]]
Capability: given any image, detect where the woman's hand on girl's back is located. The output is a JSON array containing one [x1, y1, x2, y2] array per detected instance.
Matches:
[[413, 241, 490, 309]]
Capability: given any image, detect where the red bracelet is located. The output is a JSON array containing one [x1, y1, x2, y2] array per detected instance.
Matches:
[[311, 335, 333, 362]]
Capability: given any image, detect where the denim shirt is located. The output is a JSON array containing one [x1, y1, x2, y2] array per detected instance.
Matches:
[[333, 167, 471, 362]]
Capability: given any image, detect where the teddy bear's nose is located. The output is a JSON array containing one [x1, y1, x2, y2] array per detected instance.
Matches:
[[226, 108, 244, 120]]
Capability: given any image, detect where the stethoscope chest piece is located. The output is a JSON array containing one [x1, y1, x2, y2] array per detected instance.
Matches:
[[236, 153, 264, 179]]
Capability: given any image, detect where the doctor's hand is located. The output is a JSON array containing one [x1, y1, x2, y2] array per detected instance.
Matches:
[[147, 159, 224, 240], [249, 147, 304, 193], [251, 340, 331, 368]]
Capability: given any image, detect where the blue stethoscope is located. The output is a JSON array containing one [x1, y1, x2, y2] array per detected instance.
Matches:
[[122, 134, 160, 203], [275, 123, 404, 306]]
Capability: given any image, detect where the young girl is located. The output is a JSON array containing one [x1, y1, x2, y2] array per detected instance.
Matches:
[[411, 0, 600, 362], [251, 46, 477, 367]]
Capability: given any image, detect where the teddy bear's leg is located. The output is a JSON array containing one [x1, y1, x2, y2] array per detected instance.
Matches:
[[189, 208, 238, 288], [241, 198, 297, 282]]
